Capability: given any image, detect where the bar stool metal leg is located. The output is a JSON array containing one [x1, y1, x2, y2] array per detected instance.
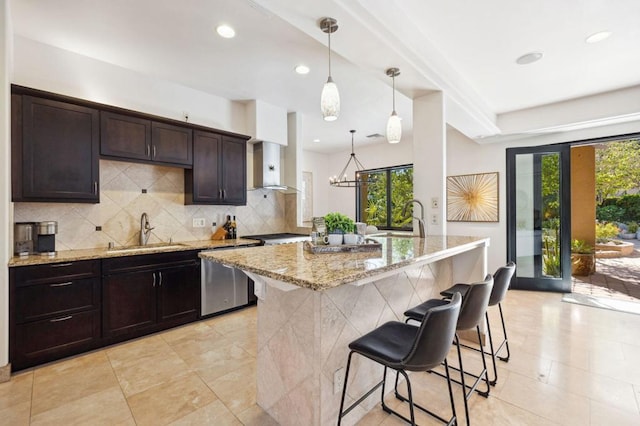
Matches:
[[485, 312, 499, 386], [496, 302, 511, 362], [338, 352, 385, 425], [393, 360, 458, 426]]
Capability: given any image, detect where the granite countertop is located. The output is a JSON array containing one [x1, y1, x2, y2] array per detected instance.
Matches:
[[8, 238, 261, 267], [199, 235, 490, 291]]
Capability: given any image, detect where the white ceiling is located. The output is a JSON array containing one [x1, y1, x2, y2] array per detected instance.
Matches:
[[10, 0, 640, 153]]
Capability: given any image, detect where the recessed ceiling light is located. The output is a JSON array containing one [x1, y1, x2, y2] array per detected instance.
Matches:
[[216, 25, 236, 39], [313, 138, 320, 143], [586, 31, 612, 44], [516, 52, 543, 65], [295, 64, 310, 75]]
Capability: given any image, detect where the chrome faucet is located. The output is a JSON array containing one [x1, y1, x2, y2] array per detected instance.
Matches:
[[139, 212, 154, 246], [402, 199, 425, 238]]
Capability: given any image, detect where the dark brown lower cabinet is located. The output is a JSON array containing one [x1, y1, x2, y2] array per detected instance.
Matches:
[[10, 260, 102, 371], [10, 251, 201, 371], [102, 251, 200, 343], [102, 270, 157, 337], [14, 311, 101, 367]]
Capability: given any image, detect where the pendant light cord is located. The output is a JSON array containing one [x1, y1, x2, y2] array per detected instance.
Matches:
[[392, 73, 396, 112], [328, 25, 332, 78]]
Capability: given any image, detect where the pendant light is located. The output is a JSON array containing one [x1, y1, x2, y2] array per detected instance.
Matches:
[[320, 18, 340, 122], [329, 130, 369, 187], [385, 67, 402, 144]]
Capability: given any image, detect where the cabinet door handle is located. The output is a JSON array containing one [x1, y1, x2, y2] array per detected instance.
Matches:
[[158, 271, 163, 287], [152, 272, 156, 287], [153, 145, 157, 158], [222, 189, 226, 199], [50, 315, 73, 323], [50, 281, 73, 287], [51, 263, 73, 268], [93, 181, 98, 194], [218, 189, 222, 199]]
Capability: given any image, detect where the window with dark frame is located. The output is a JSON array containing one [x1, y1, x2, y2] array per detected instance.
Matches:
[[356, 164, 414, 230]]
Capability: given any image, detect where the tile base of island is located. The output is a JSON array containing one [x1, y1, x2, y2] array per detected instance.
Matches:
[[199, 235, 489, 425]]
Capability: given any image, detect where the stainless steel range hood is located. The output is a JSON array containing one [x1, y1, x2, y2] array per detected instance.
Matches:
[[253, 141, 287, 190]]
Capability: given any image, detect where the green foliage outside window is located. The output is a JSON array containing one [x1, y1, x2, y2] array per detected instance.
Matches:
[[357, 165, 413, 230], [595, 222, 620, 242], [595, 140, 640, 204]]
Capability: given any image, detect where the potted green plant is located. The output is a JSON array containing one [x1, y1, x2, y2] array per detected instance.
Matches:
[[571, 239, 595, 276], [323, 212, 355, 234]]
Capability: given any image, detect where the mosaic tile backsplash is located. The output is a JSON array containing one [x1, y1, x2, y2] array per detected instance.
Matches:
[[14, 160, 286, 251]]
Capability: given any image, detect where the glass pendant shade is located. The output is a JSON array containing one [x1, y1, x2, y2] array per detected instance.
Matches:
[[386, 111, 402, 144], [320, 18, 340, 122], [385, 67, 402, 144], [321, 77, 340, 121]]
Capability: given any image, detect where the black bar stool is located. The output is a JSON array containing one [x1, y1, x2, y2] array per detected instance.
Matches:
[[404, 275, 493, 426], [440, 262, 516, 385], [337, 293, 462, 426]]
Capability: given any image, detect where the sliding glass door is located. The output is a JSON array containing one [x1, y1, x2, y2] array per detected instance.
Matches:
[[506, 144, 571, 292]]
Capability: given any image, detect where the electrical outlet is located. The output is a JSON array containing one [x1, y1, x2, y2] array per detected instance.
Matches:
[[431, 197, 439, 209], [334, 367, 345, 395], [192, 218, 205, 228], [431, 214, 438, 225]]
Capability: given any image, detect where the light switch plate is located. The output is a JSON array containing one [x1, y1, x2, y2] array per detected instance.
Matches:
[[431, 197, 439, 209], [192, 218, 206, 228]]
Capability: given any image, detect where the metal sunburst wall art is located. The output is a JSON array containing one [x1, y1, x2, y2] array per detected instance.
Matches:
[[446, 172, 499, 222]]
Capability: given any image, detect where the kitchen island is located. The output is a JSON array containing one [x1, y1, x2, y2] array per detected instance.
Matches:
[[199, 235, 489, 426]]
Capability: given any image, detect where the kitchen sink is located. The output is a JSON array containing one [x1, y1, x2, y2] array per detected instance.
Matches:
[[107, 242, 187, 253]]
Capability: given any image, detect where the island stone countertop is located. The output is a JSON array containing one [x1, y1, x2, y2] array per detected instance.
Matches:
[[199, 235, 490, 290], [8, 238, 261, 267]]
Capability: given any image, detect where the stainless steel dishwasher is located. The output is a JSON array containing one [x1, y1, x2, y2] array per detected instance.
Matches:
[[201, 248, 249, 316]]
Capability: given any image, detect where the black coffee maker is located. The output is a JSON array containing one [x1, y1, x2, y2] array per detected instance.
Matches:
[[36, 221, 58, 255]]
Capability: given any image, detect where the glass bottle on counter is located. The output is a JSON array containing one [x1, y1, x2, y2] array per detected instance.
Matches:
[[222, 215, 231, 239], [230, 216, 237, 239]]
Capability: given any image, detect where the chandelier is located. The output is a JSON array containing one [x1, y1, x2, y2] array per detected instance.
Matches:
[[329, 130, 370, 187]]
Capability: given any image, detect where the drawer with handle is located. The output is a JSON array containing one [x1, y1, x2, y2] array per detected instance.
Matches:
[[13, 309, 100, 369], [13, 259, 100, 286], [14, 277, 100, 323]]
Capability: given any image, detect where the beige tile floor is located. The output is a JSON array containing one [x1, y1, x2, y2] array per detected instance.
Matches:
[[2, 289, 640, 425]]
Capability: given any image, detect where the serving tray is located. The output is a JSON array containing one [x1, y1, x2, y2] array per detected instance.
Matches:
[[303, 240, 382, 254]]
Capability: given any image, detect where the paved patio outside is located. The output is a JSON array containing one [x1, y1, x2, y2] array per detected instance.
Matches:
[[572, 239, 640, 301]]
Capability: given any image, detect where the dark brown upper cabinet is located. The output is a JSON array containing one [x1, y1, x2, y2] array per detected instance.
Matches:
[[185, 131, 247, 205], [12, 95, 100, 203], [100, 112, 151, 161], [101, 112, 193, 167], [11, 85, 249, 205], [151, 122, 193, 165]]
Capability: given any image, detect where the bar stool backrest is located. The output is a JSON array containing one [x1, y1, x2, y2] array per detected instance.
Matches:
[[457, 274, 493, 331], [402, 293, 462, 371], [488, 262, 516, 306]]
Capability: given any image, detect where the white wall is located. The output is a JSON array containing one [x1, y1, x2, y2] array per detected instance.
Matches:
[[414, 92, 446, 235], [1, 0, 12, 370], [13, 36, 247, 134], [446, 127, 509, 273]]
